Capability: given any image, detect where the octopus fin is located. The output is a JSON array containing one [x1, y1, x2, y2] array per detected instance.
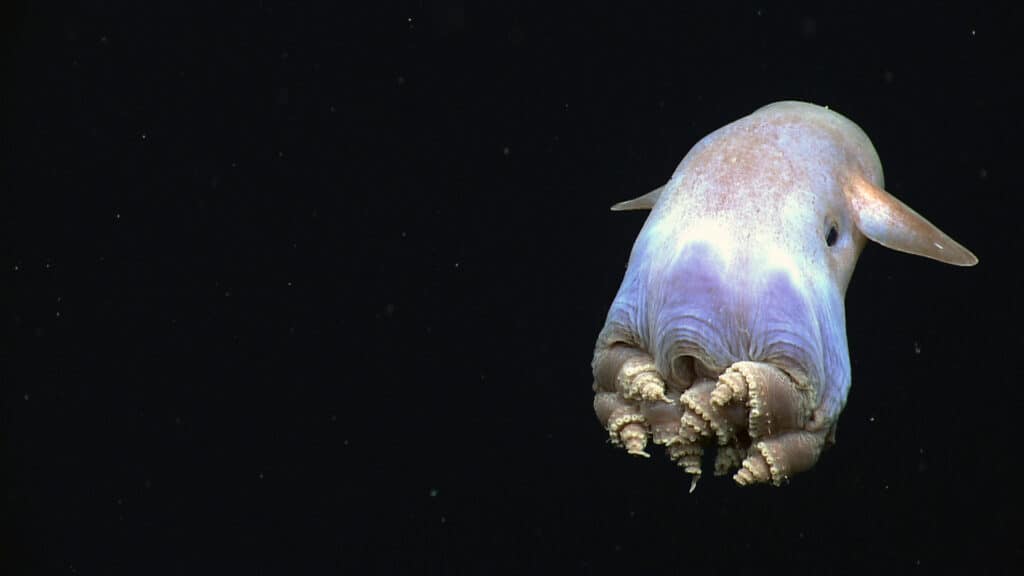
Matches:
[[845, 174, 978, 266], [611, 186, 663, 211]]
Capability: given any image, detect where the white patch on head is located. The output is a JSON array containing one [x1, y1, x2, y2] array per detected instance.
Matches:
[[669, 220, 737, 262]]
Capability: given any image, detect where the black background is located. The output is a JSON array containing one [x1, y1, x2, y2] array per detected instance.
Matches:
[[5, 2, 1020, 574]]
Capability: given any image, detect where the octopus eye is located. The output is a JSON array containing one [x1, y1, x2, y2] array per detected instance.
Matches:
[[825, 222, 839, 247]]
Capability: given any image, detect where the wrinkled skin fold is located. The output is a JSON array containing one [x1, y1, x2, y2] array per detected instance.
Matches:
[[592, 101, 977, 488]]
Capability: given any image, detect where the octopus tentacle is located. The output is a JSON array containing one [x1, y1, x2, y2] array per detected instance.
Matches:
[[735, 429, 828, 486], [712, 361, 815, 439]]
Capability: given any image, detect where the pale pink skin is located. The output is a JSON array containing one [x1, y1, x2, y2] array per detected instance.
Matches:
[[593, 101, 976, 486]]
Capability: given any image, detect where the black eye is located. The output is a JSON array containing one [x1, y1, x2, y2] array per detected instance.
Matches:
[[825, 223, 839, 247]]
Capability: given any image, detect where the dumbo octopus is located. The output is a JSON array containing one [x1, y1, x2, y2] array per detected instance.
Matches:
[[592, 101, 977, 489]]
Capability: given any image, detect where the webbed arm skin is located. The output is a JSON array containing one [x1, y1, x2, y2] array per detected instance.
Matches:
[[592, 101, 977, 488]]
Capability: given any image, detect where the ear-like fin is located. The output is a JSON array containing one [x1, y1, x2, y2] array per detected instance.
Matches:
[[611, 186, 663, 211], [845, 174, 978, 266]]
